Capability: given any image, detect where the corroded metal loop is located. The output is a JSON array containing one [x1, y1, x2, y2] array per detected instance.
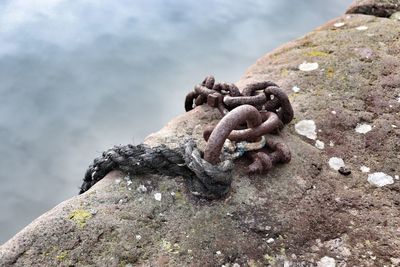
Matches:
[[247, 134, 291, 174], [222, 112, 282, 142], [204, 105, 263, 164], [264, 86, 294, 124], [203, 111, 282, 142], [195, 94, 207, 106], [185, 91, 197, 111], [223, 92, 267, 110], [202, 75, 215, 89], [242, 81, 278, 96], [194, 84, 217, 96], [184, 76, 292, 175], [212, 82, 241, 97]]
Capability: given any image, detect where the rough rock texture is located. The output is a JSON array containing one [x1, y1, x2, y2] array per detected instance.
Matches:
[[346, 0, 400, 17], [1, 3, 400, 267]]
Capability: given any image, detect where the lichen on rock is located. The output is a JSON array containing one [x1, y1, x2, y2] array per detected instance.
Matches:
[[1, 1, 400, 266]]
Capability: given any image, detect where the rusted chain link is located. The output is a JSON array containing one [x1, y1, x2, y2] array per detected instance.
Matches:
[[184, 75, 293, 174], [79, 75, 294, 199]]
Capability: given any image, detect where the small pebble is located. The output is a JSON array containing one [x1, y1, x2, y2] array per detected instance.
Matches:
[[292, 86, 300, 93], [331, 110, 336, 115], [115, 179, 121, 184], [137, 184, 147, 193], [356, 25, 368, 31], [315, 140, 325, 150], [154, 192, 162, 201], [338, 166, 351, 176], [328, 157, 345, 171], [216, 251, 222, 255], [135, 234, 142, 240], [299, 61, 319, 71], [266, 238, 274, 244], [295, 120, 317, 140], [390, 11, 400, 21], [329, 141, 334, 147], [367, 172, 394, 187], [360, 165, 370, 173], [355, 123, 372, 134], [299, 61, 318, 71], [317, 256, 336, 267], [392, 125, 397, 128], [334, 22, 345, 28], [394, 175, 399, 180]]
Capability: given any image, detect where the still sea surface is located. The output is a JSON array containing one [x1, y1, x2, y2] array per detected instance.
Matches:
[[0, 0, 351, 243]]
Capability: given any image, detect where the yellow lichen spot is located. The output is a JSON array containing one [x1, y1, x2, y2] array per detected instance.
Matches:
[[248, 259, 259, 267], [161, 239, 180, 254], [173, 191, 186, 204], [263, 254, 276, 264], [56, 251, 68, 261], [326, 67, 335, 78], [68, 209, 92, 228], [161, 239, 172, 251], [305, 50, 329, 57], [280, 68, 289, 77]]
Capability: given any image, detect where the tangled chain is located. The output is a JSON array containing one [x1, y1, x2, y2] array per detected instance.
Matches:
[[185, 76, 293, 173], [79, 75, 293, 199]]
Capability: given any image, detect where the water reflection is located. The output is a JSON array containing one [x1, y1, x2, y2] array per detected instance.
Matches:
[[0, 0, 351, 243]]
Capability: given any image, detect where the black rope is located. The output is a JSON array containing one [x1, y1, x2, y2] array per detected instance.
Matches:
[[79, 139, 233, 199]]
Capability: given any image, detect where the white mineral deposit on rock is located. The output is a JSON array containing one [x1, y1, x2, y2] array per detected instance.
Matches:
[[135, 235, 141, 240], [137, 184, 147, 193], [266, 238, 274, 244], [115, 179, 121, 184], [395, 175, 399, 180], [216, 251, 222, 255], [331, 110, 336, 115], [360, 165, 370, 173], [328, 157, 345, 171], [329, 141, 334, 147], [315, 140, 325, 150], [356, 25, 368, 31], [355, 123, 372, 134], [295, 120, 317, 140], [334, 22, 345, 28], [391, 257, 400, 265], [298, 61, 319, 71], [154, 192, 162, 201], [292, 86, 300, 93], [317, 256, 336, 267], [367, 172, 394, 187]]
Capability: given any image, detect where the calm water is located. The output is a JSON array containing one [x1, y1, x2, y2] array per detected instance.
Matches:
[[0, 0, 351, 243]]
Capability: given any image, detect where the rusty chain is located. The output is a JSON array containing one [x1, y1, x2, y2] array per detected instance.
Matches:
[[184, 75, 293, 174]]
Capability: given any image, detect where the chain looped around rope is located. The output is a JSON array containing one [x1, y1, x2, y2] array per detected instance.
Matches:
[[80, 75, 294, 199], [184, 75, 293, 173]]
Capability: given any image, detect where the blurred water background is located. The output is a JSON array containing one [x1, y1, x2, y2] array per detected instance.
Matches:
[[0, 0, 351, 243]]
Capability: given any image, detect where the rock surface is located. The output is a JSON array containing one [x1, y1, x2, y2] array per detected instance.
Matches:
[[1, 1, 400, 266], [346, 0, 400, 17]]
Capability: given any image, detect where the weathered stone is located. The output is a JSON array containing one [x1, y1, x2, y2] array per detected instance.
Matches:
[[1, 5, 400, 267], [346, 0, 400, 17]]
